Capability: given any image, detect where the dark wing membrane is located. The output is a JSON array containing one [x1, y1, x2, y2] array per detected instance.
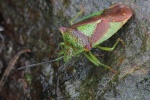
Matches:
[[100, 4, 132, 22]]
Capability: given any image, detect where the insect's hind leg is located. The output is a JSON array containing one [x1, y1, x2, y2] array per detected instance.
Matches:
[[84, 51, 118, 73], [70, 5, 84, 25], [96, 38, 124, 51]]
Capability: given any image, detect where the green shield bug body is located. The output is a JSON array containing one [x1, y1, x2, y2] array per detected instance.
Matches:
[[17, 4, 132, 71], [59, 4, 132, 69], [59, 4, 132, 71]]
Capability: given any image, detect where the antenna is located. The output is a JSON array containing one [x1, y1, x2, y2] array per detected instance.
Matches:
[[17, 56, 63, 70]]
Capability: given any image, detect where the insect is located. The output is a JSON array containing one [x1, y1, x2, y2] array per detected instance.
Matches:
[[18, 4, 132, 71], [58, 4, 132, 71]]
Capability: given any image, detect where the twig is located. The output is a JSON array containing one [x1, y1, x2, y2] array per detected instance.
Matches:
[[0, 49, 31, 88]]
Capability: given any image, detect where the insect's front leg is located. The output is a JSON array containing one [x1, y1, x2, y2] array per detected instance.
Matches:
[[96, 38, 124, 51], [58, 42, 65, 61], [59, 42, 65, 49], [84, 51, 118, 73], [58, 42, 65, 56]]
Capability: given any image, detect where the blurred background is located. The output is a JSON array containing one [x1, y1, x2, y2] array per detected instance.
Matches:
[[0, 0, 150, 100]]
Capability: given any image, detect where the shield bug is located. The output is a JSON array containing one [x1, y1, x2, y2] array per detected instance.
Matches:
[[18, 4, 132, 71], [58, 4, 132, 71]]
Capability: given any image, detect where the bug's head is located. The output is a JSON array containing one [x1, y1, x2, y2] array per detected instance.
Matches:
[[59, 27, 89, 62]]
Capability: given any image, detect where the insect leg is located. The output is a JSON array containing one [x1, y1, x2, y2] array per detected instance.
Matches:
[[84, 52, 99, 66], [59, 42, 65, 48], [57, 42, 65, 65], [96, 38, 124, 51], [84, 51, 118, 73], [58, 42, 65, 57], [70, 5, 84, 25]]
